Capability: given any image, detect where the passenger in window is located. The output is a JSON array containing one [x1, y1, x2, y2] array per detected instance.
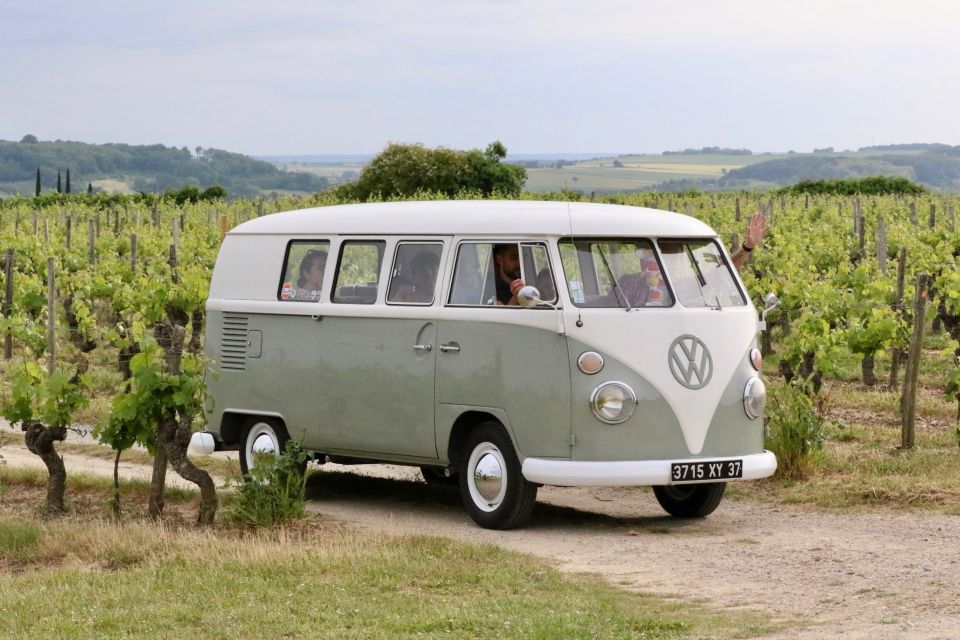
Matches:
[[408, 251, 440, 303], [492, 244, 525, 305], [611, 273, 650, 307], [293, 249, 327, 301]]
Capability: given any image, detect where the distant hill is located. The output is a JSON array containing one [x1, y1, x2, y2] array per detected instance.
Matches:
[[0, 137, 329, 198], [719, 147, 960, 190]]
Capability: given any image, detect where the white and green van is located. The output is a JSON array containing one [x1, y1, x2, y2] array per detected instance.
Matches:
[[190, 200, 776, 529]]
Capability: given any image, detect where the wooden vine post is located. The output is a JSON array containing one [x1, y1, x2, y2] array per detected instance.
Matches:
[[3, 249, 13, 359], [900, 273, 930, 449], [46, 257, 56, 374], [889, 247, 908, 388]]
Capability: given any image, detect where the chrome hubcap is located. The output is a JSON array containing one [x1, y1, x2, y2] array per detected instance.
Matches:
[[467, 442, 508, 512], [473, 453, 503, 501], [245, 423, 279, 471]]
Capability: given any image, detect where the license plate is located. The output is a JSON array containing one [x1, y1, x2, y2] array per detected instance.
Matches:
[[671, 459, 742, 482]]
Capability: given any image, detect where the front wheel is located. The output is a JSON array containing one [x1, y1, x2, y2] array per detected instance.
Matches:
[[459, 422, 537, 530], [653, 482, 726, 518]]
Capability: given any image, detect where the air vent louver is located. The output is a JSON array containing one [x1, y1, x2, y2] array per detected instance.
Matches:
[[220, 314, 249, 371]]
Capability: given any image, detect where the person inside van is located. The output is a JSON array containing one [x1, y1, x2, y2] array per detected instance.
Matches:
[[293, 249, 327, 301], [492, 243, 525, 305], [409, 250, 440, 303]]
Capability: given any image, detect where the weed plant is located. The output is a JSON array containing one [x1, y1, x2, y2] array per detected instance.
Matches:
[[766, 380, 825, 480], [224, 442, 309, 527]]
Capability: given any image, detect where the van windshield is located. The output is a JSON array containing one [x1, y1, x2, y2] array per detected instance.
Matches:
[[559, 239, 672, 308], [657, 239, 745, 307]]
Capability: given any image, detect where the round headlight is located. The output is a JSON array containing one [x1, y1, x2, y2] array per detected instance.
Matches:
[[577, 351, 605, 375], [750, 348, 763, 371], [590, 381, 637, 424], [743, 377, 766, 420]]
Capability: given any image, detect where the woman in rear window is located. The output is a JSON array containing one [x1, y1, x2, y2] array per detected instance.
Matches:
[[293, 249, 327, 301]]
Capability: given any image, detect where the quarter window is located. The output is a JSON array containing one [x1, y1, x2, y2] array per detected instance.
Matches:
[[387, 242, 443, 305], [332, 241, 385, 304], [278, 240, 330, 302]]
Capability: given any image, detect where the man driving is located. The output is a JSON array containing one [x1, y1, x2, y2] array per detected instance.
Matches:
[[492, 243, 525, 305]]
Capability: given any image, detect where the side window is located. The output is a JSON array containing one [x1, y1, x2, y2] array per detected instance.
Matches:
[[449, 243, 496, 305], [332, 241, 385, 304], [448, 241, 554, 307], [278, 240, 330, 301], [387, 242, 443, 305], [559, 239, 672, 308]]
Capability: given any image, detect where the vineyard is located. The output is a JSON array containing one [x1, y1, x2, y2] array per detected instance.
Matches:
[[0, 190, 959, 520]]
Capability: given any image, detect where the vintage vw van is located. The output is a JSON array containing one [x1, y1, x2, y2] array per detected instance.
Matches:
[[190, 200, 776, 529]]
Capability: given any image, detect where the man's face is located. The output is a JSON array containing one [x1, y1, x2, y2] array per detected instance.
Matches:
[[495, 246, 521, 281]]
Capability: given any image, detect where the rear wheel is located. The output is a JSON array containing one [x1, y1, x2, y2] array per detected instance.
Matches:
[[653, 482, 726, 518], [239, 418, 294, 477], [459, 422, 537, 530]]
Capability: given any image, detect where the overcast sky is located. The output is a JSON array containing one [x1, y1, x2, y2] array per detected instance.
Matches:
[[2, 1, 958, 156]]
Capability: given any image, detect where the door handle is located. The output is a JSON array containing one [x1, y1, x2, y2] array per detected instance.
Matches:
[[439, 343, 461, 353], [413, 343, 433, 352]]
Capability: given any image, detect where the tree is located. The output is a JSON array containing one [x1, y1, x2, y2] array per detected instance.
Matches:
[[20, 134, 38, 144], [87, 182, 93, 194], [337, 140, 526, 201], [65, 168, 71, 194], [56, 170, 62, 194], [35, 168, 41, 197]]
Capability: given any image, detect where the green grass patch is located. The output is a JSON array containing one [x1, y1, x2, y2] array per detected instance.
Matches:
[[0, 520, 772, 639], [0, 519, 41, 564]]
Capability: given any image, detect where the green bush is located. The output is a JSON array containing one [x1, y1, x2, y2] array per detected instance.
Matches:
[[225, 442, 310, 527], [765, 380, 825, 480]]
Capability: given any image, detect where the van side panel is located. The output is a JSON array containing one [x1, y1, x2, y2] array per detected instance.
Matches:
[[435, 319, 571, 460]]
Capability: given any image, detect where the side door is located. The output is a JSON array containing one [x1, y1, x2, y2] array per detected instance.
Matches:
[[436, 239, 572, 461], [301, 238, 445, 459]]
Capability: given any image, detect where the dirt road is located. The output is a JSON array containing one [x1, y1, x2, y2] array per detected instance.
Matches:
[[3, 428, 958, 639]]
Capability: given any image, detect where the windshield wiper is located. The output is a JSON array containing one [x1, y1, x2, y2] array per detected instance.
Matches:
[[596, 246, 632, 311], [685, 244, 722, 309]]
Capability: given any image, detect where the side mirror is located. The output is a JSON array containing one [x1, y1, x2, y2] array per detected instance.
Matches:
[[517, 285, 542, 309], [762, 292, 780, 322]]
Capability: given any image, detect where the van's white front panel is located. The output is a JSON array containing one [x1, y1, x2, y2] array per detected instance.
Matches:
[[563, 306, 757, 455]]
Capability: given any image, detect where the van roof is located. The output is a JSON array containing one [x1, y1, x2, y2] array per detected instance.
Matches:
[[229, 200, 716, 237]]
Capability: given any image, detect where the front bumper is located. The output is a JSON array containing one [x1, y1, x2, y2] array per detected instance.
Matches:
[[521, 450, 777, 487]]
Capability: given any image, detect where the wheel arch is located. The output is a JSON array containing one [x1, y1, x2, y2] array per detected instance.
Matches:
[[446, 410, 515, 474], [219, 411, 288, 447]]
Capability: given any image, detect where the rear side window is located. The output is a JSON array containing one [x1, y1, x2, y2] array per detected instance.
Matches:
[[332, 241, 385, 304], [387, 242, 443, 305], [278, 241, 330, 301], [559, 239, 672, 308], [658, 239, 745, 307]]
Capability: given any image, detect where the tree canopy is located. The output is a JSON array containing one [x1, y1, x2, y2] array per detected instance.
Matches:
[[337, 141, 526, 200]]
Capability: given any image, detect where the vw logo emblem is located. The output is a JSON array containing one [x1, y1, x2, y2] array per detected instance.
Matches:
[[668, 335, 713, 390]]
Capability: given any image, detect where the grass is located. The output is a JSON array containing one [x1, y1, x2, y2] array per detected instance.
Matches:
[[0, 492, 774, 639]]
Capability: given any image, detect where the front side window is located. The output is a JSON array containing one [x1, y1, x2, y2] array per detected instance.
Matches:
[[278, 240, 330, 301], [387, 242, 443, 305], [658, 239, 745, 307], [448, 241, 556, 307], [332, 241, 385, 304], [559, 239, 672, 308]]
